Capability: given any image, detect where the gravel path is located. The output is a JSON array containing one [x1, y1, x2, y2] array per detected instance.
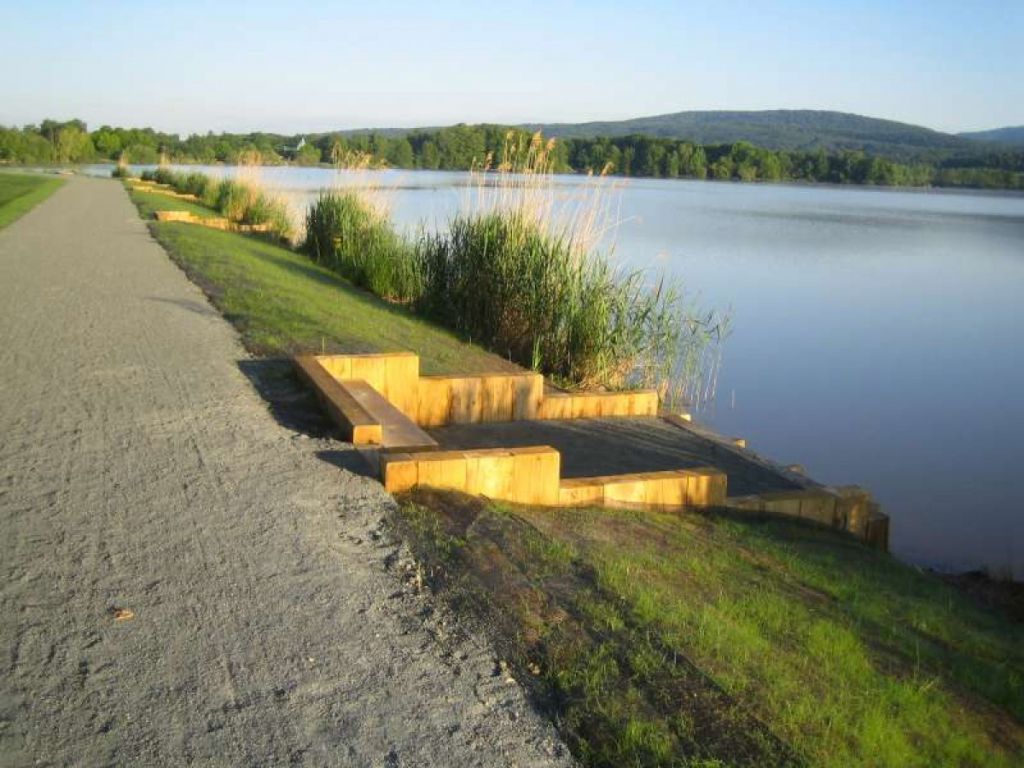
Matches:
[[0, 177, 572, 767]]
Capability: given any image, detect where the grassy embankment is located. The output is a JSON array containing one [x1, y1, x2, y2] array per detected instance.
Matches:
[[127, 181, 1023, 767], [0, 172, 64, 230], [143, 139, 726, 406], [129, 186, 514, 374], [397, 491, 1023, 767]]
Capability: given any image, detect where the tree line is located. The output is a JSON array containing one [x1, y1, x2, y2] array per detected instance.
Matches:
[[2, 119, 1021, 190]]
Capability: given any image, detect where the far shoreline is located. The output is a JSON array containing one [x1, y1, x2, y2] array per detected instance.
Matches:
[[5, 161, 1024, 197]]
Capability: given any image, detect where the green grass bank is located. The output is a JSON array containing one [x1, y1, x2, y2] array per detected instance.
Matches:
[[144, 161, 726, 404], [126, 181, 1024, 767], [130, 188, 515, 374], [0, 172, 64, 230], [396, 491, 1023, 768]]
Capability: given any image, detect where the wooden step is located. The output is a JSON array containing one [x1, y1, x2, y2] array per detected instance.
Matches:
[[341, 379, 438, 450], [294, 355, 382, 444]]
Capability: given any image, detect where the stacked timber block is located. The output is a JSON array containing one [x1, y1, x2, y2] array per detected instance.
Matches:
[[294, 350, 889, 549], [382, 451, 727, 510], [152, 209, 271, 233], [315, 351, 420, 420], [382, 447, 562, 506], [559, 468, 726, 508], [294, 353, 384, 444], [130, 182, 200, 203], [298, 352, 657, 432], [726, 486, 889, 550], [153, 210, 195, 223], [537, 390, 659, 420], [417, 373, 544, 426]]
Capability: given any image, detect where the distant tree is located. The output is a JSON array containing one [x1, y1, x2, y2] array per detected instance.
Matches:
[[710, 156, 734, 180], [620, 146, 635, 176], [419, 140, 440, 169], [386, 138, 414, 168], [39, 118, 87, 145], [295, 141, 322, 166], [123, 143, 159, 164], [328, 136, 348, 165], [759, 153, 783, 181], [813, 149, 829, 180], [736, 161, 757, 182], [678, 144, 707, 178], [92, 126, 123, 158], [665, 150, 680, 178], [55, 125, 94, 162]]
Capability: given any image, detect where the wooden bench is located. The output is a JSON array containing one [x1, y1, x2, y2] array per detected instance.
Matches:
[[294, 355, 436, 450], [341, 379, 437, 450]]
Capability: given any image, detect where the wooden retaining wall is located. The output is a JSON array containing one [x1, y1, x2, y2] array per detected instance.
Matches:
[[382, 447, 562, 506], [152, 209, 271, 233], [416, 373, 544, 426], [130, 182, 200, 203], [559, 468, 727, 508], [537, 390, 659, 419], [383, 449, 728, 509], [305, 352, 656, 429], [726, 486, 889, 549], [296, 351, 888, 549]]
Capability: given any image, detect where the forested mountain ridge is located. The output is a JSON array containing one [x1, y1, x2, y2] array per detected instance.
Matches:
[[340, 110, 1020, 162], [523, 110, 974, 161], [958, 126, 1024, 147]]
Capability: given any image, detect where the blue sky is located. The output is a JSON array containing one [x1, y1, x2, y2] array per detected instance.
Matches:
[[1, 0, 1021, 135]]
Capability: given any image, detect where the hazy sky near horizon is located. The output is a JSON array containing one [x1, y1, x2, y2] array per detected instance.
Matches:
[[1, 0, 1021, 135]]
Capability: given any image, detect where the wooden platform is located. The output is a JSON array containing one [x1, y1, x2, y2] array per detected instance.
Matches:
[[295, 351, 888, 548]]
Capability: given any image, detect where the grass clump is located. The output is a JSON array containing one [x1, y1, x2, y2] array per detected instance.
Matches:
[[302, 191, 421, 303], [130, 189, 517, 374], [393, 490, 1024, 768], [129, 134, 726, 403], [137, 167, 296, 243], [0, 172, 64, 230], [415, 210, 708, 393], [302, 132, 727, 400]]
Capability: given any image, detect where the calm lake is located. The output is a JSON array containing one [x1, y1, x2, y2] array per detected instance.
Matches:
[[101, 165, 1024, 578]]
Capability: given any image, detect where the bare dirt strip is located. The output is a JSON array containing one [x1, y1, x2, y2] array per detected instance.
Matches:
[[0, 176, 572, 767]]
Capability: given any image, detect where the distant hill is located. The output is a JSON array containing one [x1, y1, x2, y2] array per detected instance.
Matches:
[[958, 126, 1024, 146], [326, 110, 1019, 163], [522, 110, 975, 161]]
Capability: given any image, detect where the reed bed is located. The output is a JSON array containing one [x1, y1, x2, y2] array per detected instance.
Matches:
[[303, 191, 421, 303], [302, 132, 726, 401], [139, 166, 296, 242], [424, 132, 727, 399], [139, 133, 726, 403]]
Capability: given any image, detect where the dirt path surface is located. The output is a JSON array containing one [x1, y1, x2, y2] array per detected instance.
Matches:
[[0, 177, 572, 767]]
